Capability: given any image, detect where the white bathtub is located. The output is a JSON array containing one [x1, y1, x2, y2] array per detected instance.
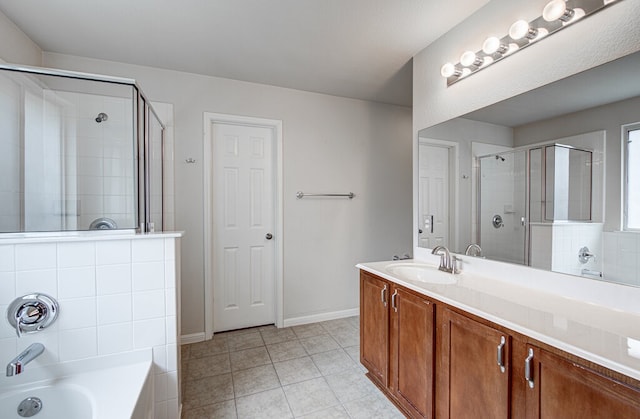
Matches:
[[0, 350, 152, 419]]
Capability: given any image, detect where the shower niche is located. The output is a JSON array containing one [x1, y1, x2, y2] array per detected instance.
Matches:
[[478, 138, 601, 277], [0, 64, 164, 234]]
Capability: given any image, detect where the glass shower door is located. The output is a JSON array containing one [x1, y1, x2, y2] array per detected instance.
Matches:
[[478, 150, 527, 265]]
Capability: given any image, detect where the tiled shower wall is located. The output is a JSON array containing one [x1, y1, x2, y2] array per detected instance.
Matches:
[[0, 234, 180, 419], [603, 231, 640, 287]]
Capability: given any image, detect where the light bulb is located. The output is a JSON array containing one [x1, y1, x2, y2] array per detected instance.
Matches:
[[509, 20, 537, 40], [460, 51, 478, 67], [482, 37, 500, 55], [543, 0, 575, 22], [440, 63, 457, 78]]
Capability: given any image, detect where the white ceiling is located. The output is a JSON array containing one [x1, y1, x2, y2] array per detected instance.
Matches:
[[0, 0, 489, 107]]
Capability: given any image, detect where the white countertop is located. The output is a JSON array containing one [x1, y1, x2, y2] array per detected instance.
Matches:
[[357, 259, 640, 382]]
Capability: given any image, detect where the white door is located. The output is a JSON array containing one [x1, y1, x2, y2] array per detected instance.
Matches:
[[212, 122, 275, 332], [419, 143, 450, 248]]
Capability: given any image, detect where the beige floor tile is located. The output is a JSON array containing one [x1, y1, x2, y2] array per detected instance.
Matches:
[[260, 327, 298, 345], [267, 340, 307, 362], [342, 393, 405, 419], [324, 369, 375, 404], [182, 373, 234, 410], [282, 377, 340, 417], [229, 346, 271, 371], [291, 323, 326, 339], [299, 334, 340, 355], [232, 364, 281, 397], [227, 330, 265, 351], [182, 400, 237, 419], [311, 348, 357, 376], [184, 353, 231, 381], [273, 356, 322, 386], [189, 336, 228, 359], [298, 405, 351, 419], [235, 388, 293, 419]]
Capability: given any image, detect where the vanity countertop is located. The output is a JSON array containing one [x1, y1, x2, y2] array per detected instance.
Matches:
[[357, 260, 640, 382]]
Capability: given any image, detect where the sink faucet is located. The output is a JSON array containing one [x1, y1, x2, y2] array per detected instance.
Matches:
[[465, 243, 482, 257], [6, 343, 44, 376], [431, 246, 459, 274]]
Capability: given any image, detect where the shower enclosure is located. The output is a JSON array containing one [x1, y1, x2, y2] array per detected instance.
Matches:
[[0, 64, 164, 234], [478, 144, 593, 266]]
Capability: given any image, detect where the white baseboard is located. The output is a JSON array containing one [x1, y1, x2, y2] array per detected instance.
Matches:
[[180, 332, 206, 345], [181, 308, 359, 342], [283, 307, 359, 328]]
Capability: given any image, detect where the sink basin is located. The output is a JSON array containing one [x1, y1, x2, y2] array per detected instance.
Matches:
[[385, 263, 456, 285]]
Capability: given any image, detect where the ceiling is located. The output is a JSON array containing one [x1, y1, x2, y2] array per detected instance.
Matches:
[[0, 0, 489, 107], [464, 50, 640, 127]]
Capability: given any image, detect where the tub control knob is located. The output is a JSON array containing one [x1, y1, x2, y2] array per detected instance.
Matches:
[[8, 294, 59, 338]]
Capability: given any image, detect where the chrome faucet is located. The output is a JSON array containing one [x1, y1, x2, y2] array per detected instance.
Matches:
[[6, 343, 44, 376], [465, 243, 482, 257], [431, 246, 459, 274]]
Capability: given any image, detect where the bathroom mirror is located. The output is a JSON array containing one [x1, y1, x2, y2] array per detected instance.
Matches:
[[0, 64, 164, 234], [418, 50, 640, 287]]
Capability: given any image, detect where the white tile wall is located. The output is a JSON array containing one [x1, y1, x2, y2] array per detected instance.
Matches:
[[603, 231, 640, 286], [0, 235, 180, 418]]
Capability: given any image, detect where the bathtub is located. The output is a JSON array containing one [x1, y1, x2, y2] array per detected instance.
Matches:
[[0, 349, 153, 419]]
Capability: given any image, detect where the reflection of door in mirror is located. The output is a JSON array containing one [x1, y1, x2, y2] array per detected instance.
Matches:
[[418, 141, 453, 249]]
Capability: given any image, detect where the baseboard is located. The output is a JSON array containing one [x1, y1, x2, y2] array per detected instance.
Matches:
[[180, 332, 206, 345], [283, 307, 359, 328]]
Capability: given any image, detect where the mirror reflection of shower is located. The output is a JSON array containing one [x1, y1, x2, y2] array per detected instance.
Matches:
[[478, 143, 594, 269]]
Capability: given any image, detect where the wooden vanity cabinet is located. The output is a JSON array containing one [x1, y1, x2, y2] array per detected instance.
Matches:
[[360, 271, 436, 418], [522, 344, 640, 418], [360, 270, 640, 419], [389, 286, 435, 418], [360, 271, 390, 387], [436, 307, 511, 419]]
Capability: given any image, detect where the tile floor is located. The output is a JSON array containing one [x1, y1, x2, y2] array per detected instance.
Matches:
[[180, 316, 404, 418]]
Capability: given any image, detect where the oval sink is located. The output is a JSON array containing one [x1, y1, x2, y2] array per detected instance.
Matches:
[[385, 263, 456, 285]]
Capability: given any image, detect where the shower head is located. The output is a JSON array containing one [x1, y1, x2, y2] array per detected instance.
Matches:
[[95, 112, 108, 123], [495, 155, 505, 162]]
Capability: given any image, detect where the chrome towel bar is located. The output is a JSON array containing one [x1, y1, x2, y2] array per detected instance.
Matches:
[[296, 191, 355, 199]]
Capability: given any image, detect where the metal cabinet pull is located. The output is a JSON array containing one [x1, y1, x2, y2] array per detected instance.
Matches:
[[497, 336, 506, 373], [391, 290, 398, 312], [381, 284, 388, 306], [525, 348, 535, 388]]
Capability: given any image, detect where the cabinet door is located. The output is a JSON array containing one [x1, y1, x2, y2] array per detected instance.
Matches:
[[523, 345, 640, 419], [437, 308, 511, 419], [360, 271, 390, 387], [390, 286, 435, 418]]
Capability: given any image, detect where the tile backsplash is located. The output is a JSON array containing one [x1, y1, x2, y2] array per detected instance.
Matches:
[[0, 233, 180, 419]]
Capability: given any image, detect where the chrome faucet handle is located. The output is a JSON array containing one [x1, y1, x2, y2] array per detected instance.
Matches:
[[8, 294, 59, 338]]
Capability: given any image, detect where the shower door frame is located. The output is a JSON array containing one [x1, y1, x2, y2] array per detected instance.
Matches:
[[476, 149, 531, 266]]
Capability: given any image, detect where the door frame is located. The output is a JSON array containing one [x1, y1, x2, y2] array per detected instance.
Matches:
[[418, 138, 459, 252], [203, 112, 284, 338]]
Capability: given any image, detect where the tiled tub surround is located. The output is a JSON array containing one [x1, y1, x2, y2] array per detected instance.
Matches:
[[181, 316, 403, 419], [0, 232, 181, 419], [359, 256, 640, 382]]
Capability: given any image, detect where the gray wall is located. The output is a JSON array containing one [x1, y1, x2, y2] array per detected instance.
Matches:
[[41, 53, 413, 335]]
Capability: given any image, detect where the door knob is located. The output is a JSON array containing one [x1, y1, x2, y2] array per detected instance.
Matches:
[[265, 233, 273, 240]]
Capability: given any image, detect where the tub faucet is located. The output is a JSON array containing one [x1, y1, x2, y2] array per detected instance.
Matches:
[[432, 246, 459, 274], [6, 343, 44, 377]]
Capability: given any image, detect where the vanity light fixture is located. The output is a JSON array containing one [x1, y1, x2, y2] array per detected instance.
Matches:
[[441, 0, 624, 86]]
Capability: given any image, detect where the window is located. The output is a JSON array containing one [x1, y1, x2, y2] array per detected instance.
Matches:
[[624, 123, 640, 230]]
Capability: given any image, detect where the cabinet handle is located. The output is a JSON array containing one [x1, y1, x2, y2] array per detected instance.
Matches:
[[391, 290, 398, 312], [497, 336, 506, 373], [381, 284, 387, 306], [525, 348, 535, 388]]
